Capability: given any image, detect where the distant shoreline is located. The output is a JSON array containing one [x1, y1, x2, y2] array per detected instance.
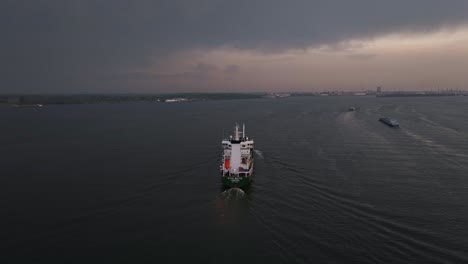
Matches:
[[1, 91, 466, 105], [0, 93, 267, 105]]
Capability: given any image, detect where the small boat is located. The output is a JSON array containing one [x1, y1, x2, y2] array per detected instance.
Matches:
[[379, 117, 399, 127], [348, 107, 356, 111]]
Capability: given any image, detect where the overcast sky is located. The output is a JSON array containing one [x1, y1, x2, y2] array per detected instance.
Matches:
[[2, 0, 468, 93]]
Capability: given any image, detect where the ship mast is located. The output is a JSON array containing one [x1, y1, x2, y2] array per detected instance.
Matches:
[[243, 123, 245, 139]]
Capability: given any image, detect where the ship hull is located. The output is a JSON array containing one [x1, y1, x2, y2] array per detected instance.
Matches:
[[221, 175, 253, 188]]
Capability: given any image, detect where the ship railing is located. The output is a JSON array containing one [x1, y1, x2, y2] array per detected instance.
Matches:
[[224, 172, 250, 178]]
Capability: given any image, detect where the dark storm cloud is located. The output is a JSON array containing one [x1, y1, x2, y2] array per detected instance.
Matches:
[[159, 62, 219, 80], [107, 62, 219, 81], [2, 0, 468, 92]]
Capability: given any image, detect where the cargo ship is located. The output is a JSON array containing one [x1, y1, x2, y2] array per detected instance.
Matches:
[[379, 117, 399, 127], [220, 124, 254, 188]]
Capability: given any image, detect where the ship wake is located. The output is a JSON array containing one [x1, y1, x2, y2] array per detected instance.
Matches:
[[219, 188, 246, 200], [254, 149, 264, 159]]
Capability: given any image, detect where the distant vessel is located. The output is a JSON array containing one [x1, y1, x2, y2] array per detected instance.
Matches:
[[12, 104, 43, 108], [220, 124, 254, 188], [379, 117, 399, 127], [348, 106, 361, 111]]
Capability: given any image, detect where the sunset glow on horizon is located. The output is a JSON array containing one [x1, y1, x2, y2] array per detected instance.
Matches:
[[138, 26, 468, 92]]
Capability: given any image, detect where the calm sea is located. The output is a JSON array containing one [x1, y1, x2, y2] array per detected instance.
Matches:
[[1, 96, 468, 263]]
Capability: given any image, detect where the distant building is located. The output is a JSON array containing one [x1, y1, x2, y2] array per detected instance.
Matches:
[[377, 86, 382, 94]]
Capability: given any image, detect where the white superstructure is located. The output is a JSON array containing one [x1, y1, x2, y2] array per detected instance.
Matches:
[[220, 124, 254, 180]]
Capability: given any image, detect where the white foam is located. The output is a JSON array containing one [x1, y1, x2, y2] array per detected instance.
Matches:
[[254, 149, 264, 159]]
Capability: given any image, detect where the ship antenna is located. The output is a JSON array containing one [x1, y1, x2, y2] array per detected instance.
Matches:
[[235, 123, 239, 140], [243, 123, 245, 139]]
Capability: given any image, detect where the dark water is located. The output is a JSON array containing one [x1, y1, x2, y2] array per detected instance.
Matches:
[[1, 96, 468, 263]]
